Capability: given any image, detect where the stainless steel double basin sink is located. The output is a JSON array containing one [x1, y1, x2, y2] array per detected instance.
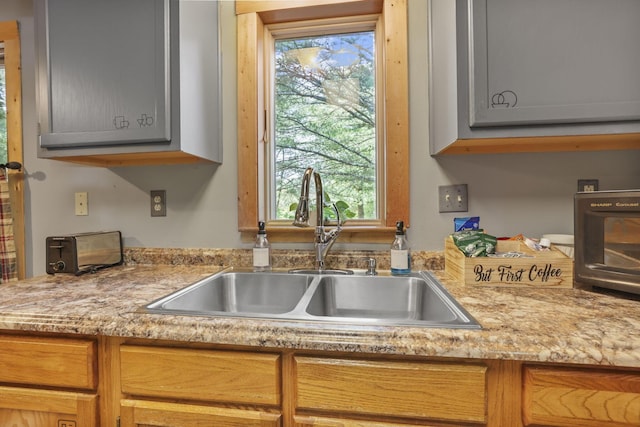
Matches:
[[141, 270, 481, 329]]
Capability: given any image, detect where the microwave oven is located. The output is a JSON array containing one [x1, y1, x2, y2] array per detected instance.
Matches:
[[574, 190, 640, 295]]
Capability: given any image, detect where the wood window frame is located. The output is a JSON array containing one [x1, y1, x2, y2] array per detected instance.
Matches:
[[0, 21, 25, 279], [236, 0, 409, 243]]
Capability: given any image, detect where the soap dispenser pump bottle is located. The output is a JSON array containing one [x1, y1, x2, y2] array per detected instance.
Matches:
[[391, 220, 411, 276], [253, 221, 272, 272]]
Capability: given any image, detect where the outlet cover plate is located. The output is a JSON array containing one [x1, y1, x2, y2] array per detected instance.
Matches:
[[439, 184, 468, 213], [578, 179, 599, 192], [150, 190, 166, 217]]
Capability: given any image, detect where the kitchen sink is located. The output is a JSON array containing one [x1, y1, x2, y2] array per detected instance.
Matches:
[[145, 272, 314, 315], [141, 270, 481, 329], [305, 275, 459, 322]]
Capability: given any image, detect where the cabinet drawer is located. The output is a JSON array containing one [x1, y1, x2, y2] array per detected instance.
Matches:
[[120, 345, 281, 405], [121, 399, 281, 427], [294, 415, 433, 426], [523, 366, 640, 427], [0, 335, 97, 389], [295, 357, 487, 423]]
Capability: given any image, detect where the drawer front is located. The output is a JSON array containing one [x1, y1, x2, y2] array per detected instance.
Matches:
[[524, 366, 640, 427], [120, 345, 281, 406], [295, 356, 487, 423], [121, 399, 281, 427], [294, 414, 433, 426], [0, 335, 97, 390]]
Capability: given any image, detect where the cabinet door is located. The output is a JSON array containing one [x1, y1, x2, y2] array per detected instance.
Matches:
[[120, 399, 281, 427], [523, 366, 640, 427], [0, 386, 97, 427], [467, 0, 640, 128], [35, 0, 171, 148]]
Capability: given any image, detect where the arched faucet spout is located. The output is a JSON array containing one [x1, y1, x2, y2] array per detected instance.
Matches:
[[292, 167, 344, 271]]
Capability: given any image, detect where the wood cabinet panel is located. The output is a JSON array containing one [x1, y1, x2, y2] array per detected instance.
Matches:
[[294, 415, 438, 426], [294, 356, 487, 423], [120, 345, 281, 406], [0, 335, 97, 389], [0, 386, 97, 427], [523, 366, 640, 427], [120, 399, 281, 427]]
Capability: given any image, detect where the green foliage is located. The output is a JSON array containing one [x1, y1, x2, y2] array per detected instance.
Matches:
[[288, 192, 357, 224], [273, 31, 377, 221]]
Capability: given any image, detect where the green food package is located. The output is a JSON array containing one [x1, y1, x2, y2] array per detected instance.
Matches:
[[451, 230, 497, 257]]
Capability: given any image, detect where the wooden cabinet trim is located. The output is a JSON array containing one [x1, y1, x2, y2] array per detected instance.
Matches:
[[0, 335, 97, 390], [120, 345, 282, 406], [294, 356, 487, 423]]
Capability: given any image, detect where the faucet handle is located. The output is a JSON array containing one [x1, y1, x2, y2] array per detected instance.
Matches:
[[364, 257, 378, 276]]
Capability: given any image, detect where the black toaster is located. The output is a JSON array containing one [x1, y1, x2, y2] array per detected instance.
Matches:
[[46, 231, 123, 275]]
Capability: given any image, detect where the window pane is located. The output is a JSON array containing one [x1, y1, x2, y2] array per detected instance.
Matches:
[[272, 31, 376, 221]]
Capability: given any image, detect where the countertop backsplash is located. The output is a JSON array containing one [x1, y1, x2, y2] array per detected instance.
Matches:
[[124, 248, 445, 271]]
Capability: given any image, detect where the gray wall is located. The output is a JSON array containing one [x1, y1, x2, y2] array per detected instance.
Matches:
[[3, 0, 640, 277]]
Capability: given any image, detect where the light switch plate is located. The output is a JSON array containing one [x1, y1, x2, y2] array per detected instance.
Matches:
[[438, 184, 468, 213]]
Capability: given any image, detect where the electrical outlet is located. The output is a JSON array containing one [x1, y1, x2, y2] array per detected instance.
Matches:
[[74, 192, 88, 216], [438, 184, 468, 213], [150, 190, 166, 217], [578, 179, 599, 192]]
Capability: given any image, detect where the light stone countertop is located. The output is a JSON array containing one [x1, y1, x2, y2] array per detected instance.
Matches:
[[1, 262, 639, 368]]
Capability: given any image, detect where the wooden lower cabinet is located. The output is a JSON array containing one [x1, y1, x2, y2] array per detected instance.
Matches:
[[0, 334, 99, 427], [294, 356, 487, 425], [523, 365, 640, 427], [294, 415, 446, 426], [0, 386, 97, 427], [5, 333, 640, 427], [0, 335, 97, 390], [119, 345, 281, 405], [120, 399, 281, 427], [117, 343, 283, 427]]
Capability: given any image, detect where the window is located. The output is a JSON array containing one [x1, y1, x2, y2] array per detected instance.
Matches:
[[237, 0, 408, 243], [269, 23, 379, 223]]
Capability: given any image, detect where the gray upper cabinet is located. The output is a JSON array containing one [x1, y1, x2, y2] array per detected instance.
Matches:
[[429, 0, 640, 155], [35, 0, 222, 166]]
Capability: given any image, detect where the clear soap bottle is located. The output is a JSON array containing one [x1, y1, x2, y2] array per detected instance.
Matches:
[[253, 221, 272, 272], [391, 220, 411, 276]]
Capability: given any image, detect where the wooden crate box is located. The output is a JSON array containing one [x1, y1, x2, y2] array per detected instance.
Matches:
[[445, 237, 573, 288]]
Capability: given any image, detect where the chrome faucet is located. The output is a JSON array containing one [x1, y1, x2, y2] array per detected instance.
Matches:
[[292, 167, 347, 272]]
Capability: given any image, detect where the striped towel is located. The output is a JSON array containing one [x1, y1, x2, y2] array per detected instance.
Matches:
[[0, 169, 17, 282]]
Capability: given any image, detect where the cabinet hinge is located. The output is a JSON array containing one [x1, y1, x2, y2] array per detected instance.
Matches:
[[116, 416, 120, 427]]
